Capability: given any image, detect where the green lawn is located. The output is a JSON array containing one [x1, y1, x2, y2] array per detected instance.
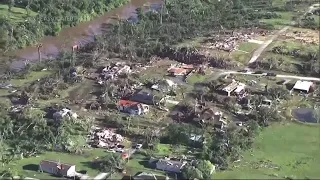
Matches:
[[187, 71, 212, 85], [10, 71, 52, 87], [261, 11, 293, 28], [3, 149, 109, 179], [0, 4, 37, 23], [237, 42, 259, 53], [215, 122, 320, 179]]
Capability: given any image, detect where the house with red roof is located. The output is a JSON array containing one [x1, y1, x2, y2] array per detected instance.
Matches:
[[118, 100, 149, 115]]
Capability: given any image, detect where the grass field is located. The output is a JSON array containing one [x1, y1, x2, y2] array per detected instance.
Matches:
[[214, 122, 320, 179], [260, 11, 293, 29], [3, 149, 109, 179], [10, 71, 52, 87], [0, 4, 37, 23]]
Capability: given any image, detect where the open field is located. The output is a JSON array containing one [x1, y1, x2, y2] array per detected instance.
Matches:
[[0, 4, 37, 23], [3, 149, 109, 179], [214, 122, 320, 179], [10, 71, 52, 87], [255, 29, 319, 75], [260, 11, 293, 28]]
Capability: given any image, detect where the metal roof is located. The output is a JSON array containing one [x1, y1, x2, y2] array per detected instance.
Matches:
[[293, 80, 313, 92]]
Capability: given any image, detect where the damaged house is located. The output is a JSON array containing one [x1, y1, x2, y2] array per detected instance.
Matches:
[[152, 157, 187, 173], [167, 63, 194, 77], [53, 108, 78, 121], [129, 89, 164, 105], [118, 100, 149, 115], [151, 79, 177, 92], [195, 107, 227, 129], [100, 63, 132, 80], [221, 80, 246, 97], [88, 127, 124, 148], [39, 160, 76, 177]]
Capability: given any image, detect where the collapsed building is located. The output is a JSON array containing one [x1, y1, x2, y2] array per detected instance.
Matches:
[[53, 108, 78, 120], [118, 100, 150, 115], [98, 63, 132, 83], [167, 63, 194, 76], [87, 127, 124, 148]]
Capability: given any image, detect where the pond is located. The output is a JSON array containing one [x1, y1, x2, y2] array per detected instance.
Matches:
[[291, 108, 319, 123]]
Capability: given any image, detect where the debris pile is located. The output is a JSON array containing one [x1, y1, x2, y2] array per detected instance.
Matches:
[[88, 127, 124, 149], [283, 30, 319, 44], [212, 33, 251, 52], [97, 62, 132, 84]]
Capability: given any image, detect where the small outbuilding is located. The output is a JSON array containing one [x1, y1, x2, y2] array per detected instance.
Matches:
[[292, 80, 313, 93]]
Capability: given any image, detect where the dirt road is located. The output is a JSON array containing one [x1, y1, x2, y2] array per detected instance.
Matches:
[[247, 4, 318, 66], [247, 26, 289, 65]]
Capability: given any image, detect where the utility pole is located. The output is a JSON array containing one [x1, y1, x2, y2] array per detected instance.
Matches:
[[37, 43, 43, 62], [160, 0, 166, 24]]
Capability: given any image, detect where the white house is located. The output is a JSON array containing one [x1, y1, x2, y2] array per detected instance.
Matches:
[[39, 160, 76, 177]]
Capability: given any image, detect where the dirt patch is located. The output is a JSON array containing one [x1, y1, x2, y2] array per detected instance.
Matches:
[[68, 79, 97, 102], [281, 27, 319, 44]]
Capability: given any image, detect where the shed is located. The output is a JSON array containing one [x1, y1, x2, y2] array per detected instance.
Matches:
[[292, 80, 313, 93], [39, 160, 76, 177]]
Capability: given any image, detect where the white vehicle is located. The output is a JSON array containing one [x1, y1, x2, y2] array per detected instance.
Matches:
[[135, 144, 143, 149], [107, 149, 116, 153], [115, 148, 124, 153]]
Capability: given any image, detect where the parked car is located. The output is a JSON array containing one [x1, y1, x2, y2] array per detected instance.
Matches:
[[107, 149, 116, 153], [117, 145, 125, 149], [253, 70, 264, 74], [237, 69, 248, 73], [266, 72, 276, 76], [115, 148, 124, 153]]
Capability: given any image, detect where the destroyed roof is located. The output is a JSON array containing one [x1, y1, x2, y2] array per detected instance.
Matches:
[[180, 64, 194, 69], [119, 100, 139, 106], [222, 81, 240, 92], [39, 160, 74, 176], [293, 80, 313, 92], [168, 68, 187, 74], [234, 83, 245, 93]]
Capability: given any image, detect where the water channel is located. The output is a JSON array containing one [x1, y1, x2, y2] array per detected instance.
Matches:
[[9, 0, 162, 70]]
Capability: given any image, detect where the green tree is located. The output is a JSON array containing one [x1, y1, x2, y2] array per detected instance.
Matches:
[[195, 160, 215, 179], [98, 153, 126, 173], [181, 165, 203, 180]]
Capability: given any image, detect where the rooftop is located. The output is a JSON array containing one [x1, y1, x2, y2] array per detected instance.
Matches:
[[119, 100, 139, 106], [168, 68, 187, 74], [293, 80, 313, 92], [222, 81, 240, 92]]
